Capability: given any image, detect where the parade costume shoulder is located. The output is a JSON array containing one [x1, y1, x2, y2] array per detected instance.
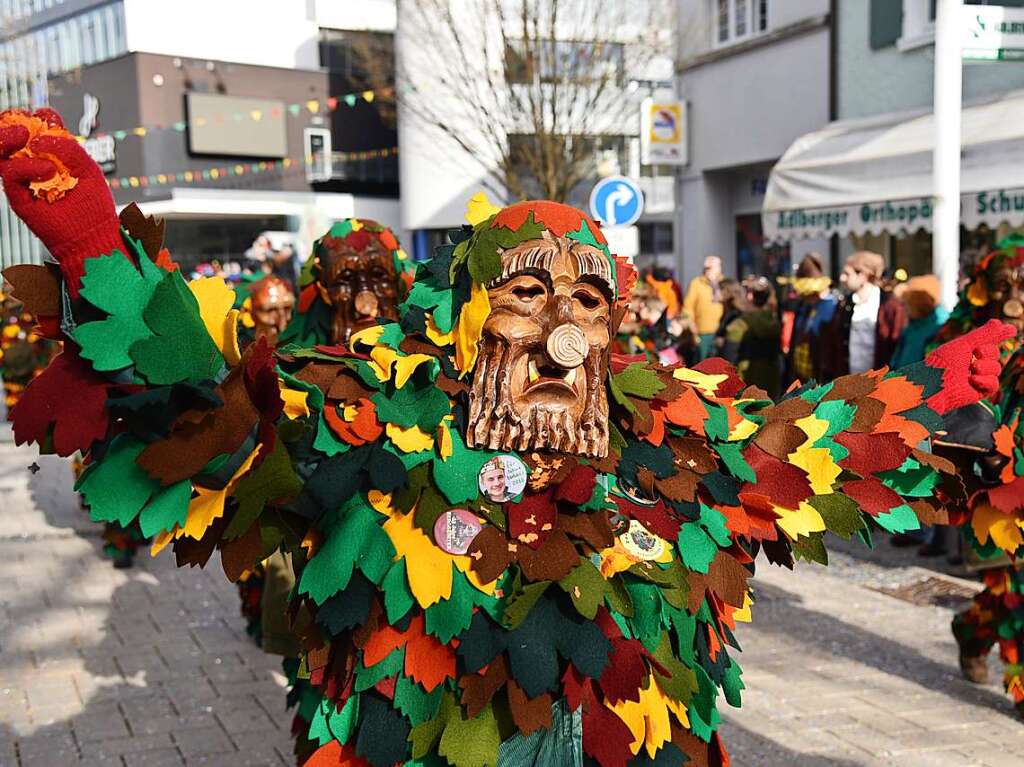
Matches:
[[0, 108, 1014, 767]]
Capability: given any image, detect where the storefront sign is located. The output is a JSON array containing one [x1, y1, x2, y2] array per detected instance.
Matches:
[[78, 93, 116, 175], [640, 98, 687, 166], [961, 5, 1024, 61], [765, 188, 1024, 243]]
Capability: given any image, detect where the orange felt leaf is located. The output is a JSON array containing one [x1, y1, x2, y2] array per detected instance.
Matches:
[[872, 376, 924, 416], [350, 399, 384, 443], [298, 284, 318, 313], [641, 408, 666, 446], [361, 620, 409, 667], [663, 386, 706, 436], [404, 616, 456, 692], [304, 741, 370, 767]]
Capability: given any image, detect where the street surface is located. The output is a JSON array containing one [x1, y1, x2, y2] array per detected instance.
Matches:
[[1, 432, 1023, 766]]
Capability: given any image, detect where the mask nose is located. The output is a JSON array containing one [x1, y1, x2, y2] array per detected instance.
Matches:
[[354, 290, 379, 318], [1004, 297, 1023, 319], [545, 323, 587, 369]]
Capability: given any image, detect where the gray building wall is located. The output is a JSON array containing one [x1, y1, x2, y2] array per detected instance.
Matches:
[[676, 9, 830, 281], [837, 0, 1024, 120]]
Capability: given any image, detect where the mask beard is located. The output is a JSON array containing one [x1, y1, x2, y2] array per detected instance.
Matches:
[[467, 335, 609, 458]]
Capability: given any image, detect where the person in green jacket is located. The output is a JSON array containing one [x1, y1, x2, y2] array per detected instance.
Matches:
[[889, 274, 949, 370], [721, 276, 782, 398]]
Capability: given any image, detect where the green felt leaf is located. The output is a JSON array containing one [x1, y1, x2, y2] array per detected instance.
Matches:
[[651, 633, 697, 704], [791, 533, 828, 565], [382, 559, 415, 624], [501, 579, 549, 630], [558, 558, 610, 620], [298, 498, 395, 604], [406, 281, 455, 333], [714, 442, 756, 483], [612, 363, 666, 400], [881, 458, 938, 498], [425, 572, 479, 642], [394, 675, 443, 727], [225, 439, 302, 539], [699, 504, 731, 548], [815, 400, 856, 436], [372, 382, 450, 433], [687, 665, 720, 742], [438, 699, 501, 767], [625, 581, 663, 652], [355, 647, 404, 692], [137, 479, 191, 537], [131, 272, 224, 384], [463, 214, 544, 286], [74, 250, 164, 371], [78, 434, 161, 527], [875, 503, 920, 534], [808, 493, 864, 538], [703, 402, 730, 441], [313, 410, 353, 458], [677, 521, 717, 574], [605, 572, 634, 617], [432, 431, 499, 505], [607, 374, 637, 415], [721, 657, 745, 708], [410, 691, 455, 759]]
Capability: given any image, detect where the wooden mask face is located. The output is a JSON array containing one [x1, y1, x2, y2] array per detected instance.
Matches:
[[988, 259, 1024, 334], [250, 275, 295, 347], [317, 232, 401, 345], [467, 232, 613, 458]]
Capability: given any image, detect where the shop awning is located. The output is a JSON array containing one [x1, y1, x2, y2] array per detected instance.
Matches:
[[762, 89, 1024, 243]]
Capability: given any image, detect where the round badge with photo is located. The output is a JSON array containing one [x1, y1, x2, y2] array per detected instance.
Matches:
[[433, 509, 484, 556], [619, 519, 667, 561], [611, 476, 658, 507], [477, 454, 528, 504]]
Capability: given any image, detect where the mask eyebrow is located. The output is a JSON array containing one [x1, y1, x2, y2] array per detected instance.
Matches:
[[568, 244, 614, 295]]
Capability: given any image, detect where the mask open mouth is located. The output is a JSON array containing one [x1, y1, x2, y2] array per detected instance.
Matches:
[[525, 356, 579, 394]]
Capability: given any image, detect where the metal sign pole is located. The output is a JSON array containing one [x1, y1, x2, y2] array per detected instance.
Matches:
[[933, 0, 963, 310]]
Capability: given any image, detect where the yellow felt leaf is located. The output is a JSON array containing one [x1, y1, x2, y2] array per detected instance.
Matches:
[[350, 219, 364, 231], [774, 500, 826, 540], [972, 502, 1024, 552], [787, 415, 840, 494], [968, 279, 989, 307], [727, 416, 758, 442], [367, 346, 435, 388], [438, 420, 454, 460], [425, 313, 456, 346], [182, 450, 258, 540], [350, 324, 385, 352], [387, 423, 435, 453], [733, 590, 754, 623], [672, 367, 727, 397], [150, 528, 176, 556], [608, 675, 689, 758], [464, 191, 501, 226], [280, 383, 310, 420], [188, 277, 241, 366], [455, 281, 490, 377], [240, 297, 255, 328]]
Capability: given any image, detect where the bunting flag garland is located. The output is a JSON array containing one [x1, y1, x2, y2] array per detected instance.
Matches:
[[0, 107, 1017, 766], [103, 147, 398, 191]]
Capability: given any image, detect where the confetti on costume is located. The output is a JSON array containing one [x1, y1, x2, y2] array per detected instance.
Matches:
[[0, 107, 1016, 767], [935, 238, 1024, 713]]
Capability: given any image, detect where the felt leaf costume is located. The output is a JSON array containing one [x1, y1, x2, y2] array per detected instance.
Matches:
[[0, 107, 1015, 767]]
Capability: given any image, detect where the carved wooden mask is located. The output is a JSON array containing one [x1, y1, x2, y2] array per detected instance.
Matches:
[[250, 275, 295, 347], [317, 230, 401, 344], [467, 231, 613, 458]]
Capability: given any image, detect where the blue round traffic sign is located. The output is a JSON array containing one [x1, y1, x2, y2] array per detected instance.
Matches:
[[589, 175, 644, 227]]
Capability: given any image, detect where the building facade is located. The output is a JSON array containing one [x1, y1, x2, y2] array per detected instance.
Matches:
[[0, 0, 402, 270], [675, 0, 832, 283]]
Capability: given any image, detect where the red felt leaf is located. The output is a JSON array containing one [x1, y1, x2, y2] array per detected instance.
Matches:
[[836, 431, 912, 476], [692, 357, 746, 398], [12, 345, 110, 456], [987, 476, 1024, 514], [244, 337, 284, 463], [582, 689, 636, 767], [741, 446, 813, 510], [842, 477, 904, 515], [509, 490, 558, 548], [616, 496, 681, 541], [555, 464, 598, 505], [598, 638, 649, 705]]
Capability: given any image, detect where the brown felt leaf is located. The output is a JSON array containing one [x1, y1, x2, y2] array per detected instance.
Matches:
[[507, 680, 552, 736], [2, 264, 60, 316], [399, 335, 445, 359], [704, 552, 750, 609], [672, 728, 712, 767], [686, 571, 707, 615], [138, 368, 258, 485], [848, 397, 885, 432], [220, 521, 265, 582], [119, 202, 166, 259], [754, 421, 808, 460], [823, 373, 877, 403], [172, 515, 227, 569], [911, 448, 956, 475], [294, 362, 343, 394], [739, 385, 771, 402], [459, 655, 509, 718], [436, 372, 470, 397], [467, 526, 514, 584], [558, 510, 614, 551], [910, 499, 949, 526], [763, 397, 814, 423], [516, 530, 578, 582], [636, 467, 657, 496], [327, 369, 374, 401], [667, 436, 718, 474], [655, 470, 699, 503]]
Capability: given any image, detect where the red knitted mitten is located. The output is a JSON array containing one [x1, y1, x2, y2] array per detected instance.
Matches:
[[0, 108, 123, 297], [924, 319, 1016, 414]]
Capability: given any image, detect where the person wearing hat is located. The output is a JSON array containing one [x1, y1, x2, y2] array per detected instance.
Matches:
[[785, 252, 839, 385], [822, 250, 908, 379], [890, 274, 949, 369]]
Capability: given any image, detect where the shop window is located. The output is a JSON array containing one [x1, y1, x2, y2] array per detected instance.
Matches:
[[714, 0, 769, 47]]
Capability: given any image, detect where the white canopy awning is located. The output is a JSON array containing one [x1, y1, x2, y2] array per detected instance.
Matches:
[[762, 89, 1024, 243]]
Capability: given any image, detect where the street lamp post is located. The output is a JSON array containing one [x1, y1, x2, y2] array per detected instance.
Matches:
[[933, 0, 963, 310]]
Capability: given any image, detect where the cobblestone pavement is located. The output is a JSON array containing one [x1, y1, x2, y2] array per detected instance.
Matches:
[[3, 434, 1024, 766]]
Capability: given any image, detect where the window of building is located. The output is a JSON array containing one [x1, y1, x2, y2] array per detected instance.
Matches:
[[714, 0, 768, 47], [505, 39, 624, 86]]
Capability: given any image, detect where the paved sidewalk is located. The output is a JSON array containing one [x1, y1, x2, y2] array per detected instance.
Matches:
[[3, 438, 1024, 766], [0, 443, 293, 766]]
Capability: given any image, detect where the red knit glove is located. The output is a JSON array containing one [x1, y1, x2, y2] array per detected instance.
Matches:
[[924, 319, 1016, 414], [0, 108, 124, 297]]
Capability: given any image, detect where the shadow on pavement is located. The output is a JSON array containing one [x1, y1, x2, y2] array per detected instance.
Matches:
[[720, 719, 868, 766]]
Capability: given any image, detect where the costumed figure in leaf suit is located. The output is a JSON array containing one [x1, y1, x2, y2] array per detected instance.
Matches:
[[0, 280, 58, 417], [930, 237, 1024, 714], [0, 107, 1015, 767]]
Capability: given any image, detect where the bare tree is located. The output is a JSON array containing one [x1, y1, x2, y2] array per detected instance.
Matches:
[[392, 0, 676, 205]]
